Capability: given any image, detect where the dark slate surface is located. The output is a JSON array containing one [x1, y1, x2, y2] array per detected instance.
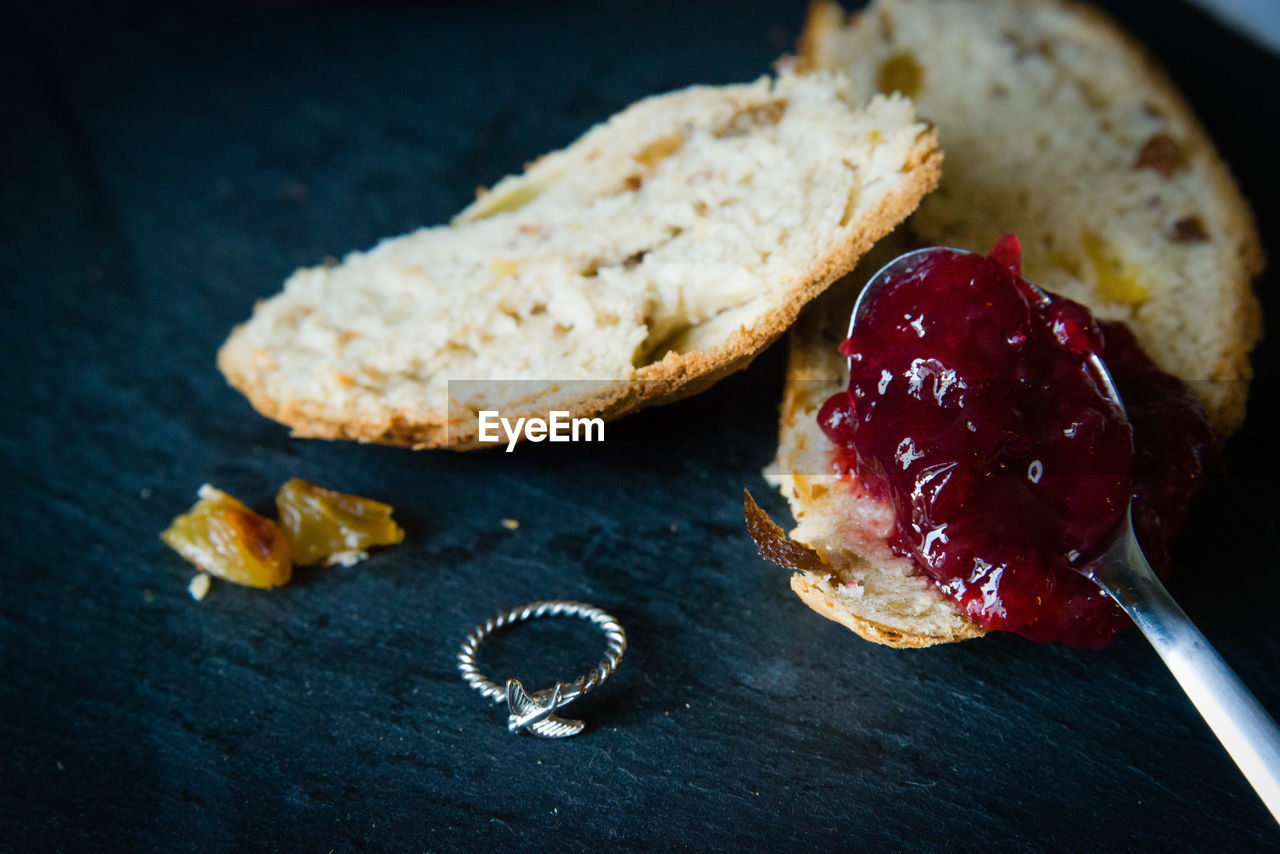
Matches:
[[2, 1, 1278, 850]]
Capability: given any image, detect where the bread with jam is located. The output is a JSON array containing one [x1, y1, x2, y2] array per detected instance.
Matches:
[[763, 0, 1264, 647]]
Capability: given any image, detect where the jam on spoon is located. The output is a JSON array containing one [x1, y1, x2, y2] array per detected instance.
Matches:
[[814, 236, 1280, 817], [818, 235, 1214, 647]]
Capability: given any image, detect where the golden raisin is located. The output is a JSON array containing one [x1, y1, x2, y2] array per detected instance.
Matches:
[[468, 178, 551, 220], [632, 133, 684, 167], [160, 485, 293, 588], [713, 99, 789, 138], [877, 52, 922, 97], [1048, 250, 1084, 278], [275, 478, 405, 567], [489, 258, 520, 276], [1082, 231, 1149, 305]]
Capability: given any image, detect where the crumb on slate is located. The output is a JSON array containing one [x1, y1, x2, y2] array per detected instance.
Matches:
[[188, 573, 212, 601], [325, 549, 369, 568]]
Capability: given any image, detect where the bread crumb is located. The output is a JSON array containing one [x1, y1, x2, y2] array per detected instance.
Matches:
[[325, 550, 369, 568], [501, 518, 520, 530], [189, 573, 212, 601]]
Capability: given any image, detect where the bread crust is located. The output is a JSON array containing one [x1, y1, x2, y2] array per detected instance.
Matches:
[[219, 81, 941, 450], [789, 574, 984, 648], [772, 274, 988, 647]]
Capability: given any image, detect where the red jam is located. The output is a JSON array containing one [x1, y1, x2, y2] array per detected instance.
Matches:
[[818, 236, 1214, 647]]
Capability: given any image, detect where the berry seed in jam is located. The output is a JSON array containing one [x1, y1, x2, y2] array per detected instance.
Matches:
[[819, 235, 1214, 647]]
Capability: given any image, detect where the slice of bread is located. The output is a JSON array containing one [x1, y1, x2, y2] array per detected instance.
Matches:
[[218, 70, 940, 449], [802, 0, 1263, 435], [768, 0, 1264, 647], [766, 269, 987, 647]]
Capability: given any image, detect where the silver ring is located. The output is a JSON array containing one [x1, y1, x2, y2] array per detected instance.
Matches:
[[457, 600, 626, 738]]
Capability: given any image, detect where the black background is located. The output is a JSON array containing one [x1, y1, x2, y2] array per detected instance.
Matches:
[[2, 1, 1278, 850]]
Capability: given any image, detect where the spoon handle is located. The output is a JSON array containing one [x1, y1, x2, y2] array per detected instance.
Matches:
[[1093, 526, 1280, 823]]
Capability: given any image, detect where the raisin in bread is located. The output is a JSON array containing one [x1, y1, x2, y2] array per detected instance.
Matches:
[[768, 0, 1264, 647], [218, 70, 941, 449]]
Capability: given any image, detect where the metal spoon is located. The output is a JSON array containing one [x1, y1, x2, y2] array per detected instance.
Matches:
[[851, 247, 1280, 822]]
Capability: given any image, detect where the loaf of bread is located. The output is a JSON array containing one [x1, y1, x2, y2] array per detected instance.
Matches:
[[218, 71, 940, 449], [768, 0, 1264, 647]]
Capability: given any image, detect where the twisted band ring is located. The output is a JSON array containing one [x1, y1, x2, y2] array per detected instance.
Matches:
[[457, 600, 626, 738]]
